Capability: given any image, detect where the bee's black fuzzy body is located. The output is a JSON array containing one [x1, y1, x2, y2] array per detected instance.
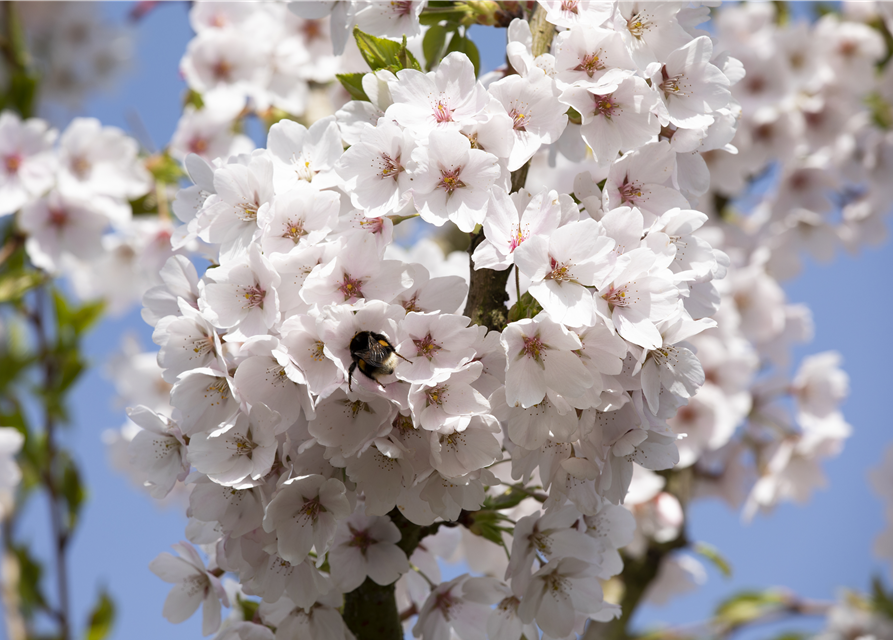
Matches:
[[348, 331, 409, 391]]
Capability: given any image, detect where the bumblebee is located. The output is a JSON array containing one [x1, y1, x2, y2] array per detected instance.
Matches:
[[348, 331, 410, 391]]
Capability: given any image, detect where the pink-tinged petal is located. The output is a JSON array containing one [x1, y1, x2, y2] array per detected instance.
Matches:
[[365, 543, 410, 585], [201, 590, 222, 635], [544, 350, 594, 399], [162, 579, 204, 624], [513, 235, 551, 281], [505, 355, 546, 408], [614, 307, 662, 350], [641, 358, 661, 415]]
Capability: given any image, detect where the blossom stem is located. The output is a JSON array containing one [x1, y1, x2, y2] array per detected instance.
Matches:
[[29, 288, 72, 640]]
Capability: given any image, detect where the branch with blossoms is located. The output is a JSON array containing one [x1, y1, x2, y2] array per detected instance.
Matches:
[[117, 1, 893, 639]]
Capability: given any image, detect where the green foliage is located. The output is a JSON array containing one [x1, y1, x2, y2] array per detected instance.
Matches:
[[507, 292, 543, 323], [464, 509, 512, 549], [0, 268, 45, 302], [184, 88, 205, 110], [419, 2, 471, 27], [353, 28, 421, 73], [0, 3, 40, 118], [236, 594, 260, 624], [693, 542, 733, 579], [444, 31, 480, 77], [871, 575, 893, 619], [423, 24, 450, 71], [146, 152, 186, 185], [715, 589, 787, 629], [866, 92, 893, 130], [336, 73, 370, 102], [59, 452, 86, 530], [85, 589, 116, 640], [10, 544, 48, 617]]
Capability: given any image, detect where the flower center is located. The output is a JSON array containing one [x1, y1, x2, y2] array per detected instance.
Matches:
[[627, 12, 651, 38], [230, 433, 257, 457], [508, 224, 528, 251], [659, 66, 688, 97], [393, 1, 414, 17], [433, 99, 453, 123], [509, 107, 530, 132], [282, 218, 306, 243], [192, 334, 215, 356], [310, 340, 326, 362], [348, 524, 375, 554], [206, 378, 231, 401], [4, 154, 21, 174], [618, 177, 643, 205], [71, 155, 91, 179], [338, 273, 365, 300], [379, 152, 403, 180], [426, 385, 448, 407], [48, 207, 68, 228], [302, 19, 323, 41], [560, 0, 580, 15], [188, 137, 208, 155], [592, 93, 618, 119], [520, 334, 546, 363], [360, 217, 385, 235], [545, 256, 572, 282], [602, 284, 631, 309], [212, 59, 232, 81], [574, 51, 605, 77], [438, 167, 465, 194], [300, 496, 321, 521], [291, 154, 314, 182], [413, 333, 442, 360], [242, 284, 266, 309]]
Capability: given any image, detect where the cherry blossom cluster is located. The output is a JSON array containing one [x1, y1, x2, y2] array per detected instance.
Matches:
[[12, 2, 133, 112], [0, 110, 177, 314], [171, 1, 380, 163], [125, 1, 756, 638], [705, 1, 893, 274]]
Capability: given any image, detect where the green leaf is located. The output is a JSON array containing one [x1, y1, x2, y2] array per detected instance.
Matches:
[[483, 485, 535, 511], [236, 594, 260, 624], [445, 32, 480, 77], [336, 73, 370, 102], [693, 542, 732, 578], [0, 269, 44, 302], [465, 510, 510, 547], [353, 27, 421, 73], [146, 152, 186, 185], [53, 291, 105, 339], [85, 589, 115, 640], [871, 575, 893, 619], [11, 543, 48, 616], [866, 92, 893, 130], [6, 70, 40, 120], [129, 192, 158, 216], [715, 590, 786, 628], [184, 89, 205, 110], [423, 24, 449, 71], [59, 453, 86, 530], [507, 292, 543, 323]]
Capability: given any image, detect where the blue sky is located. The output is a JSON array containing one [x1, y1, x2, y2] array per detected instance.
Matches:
[[6, 3, 892, 640]]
